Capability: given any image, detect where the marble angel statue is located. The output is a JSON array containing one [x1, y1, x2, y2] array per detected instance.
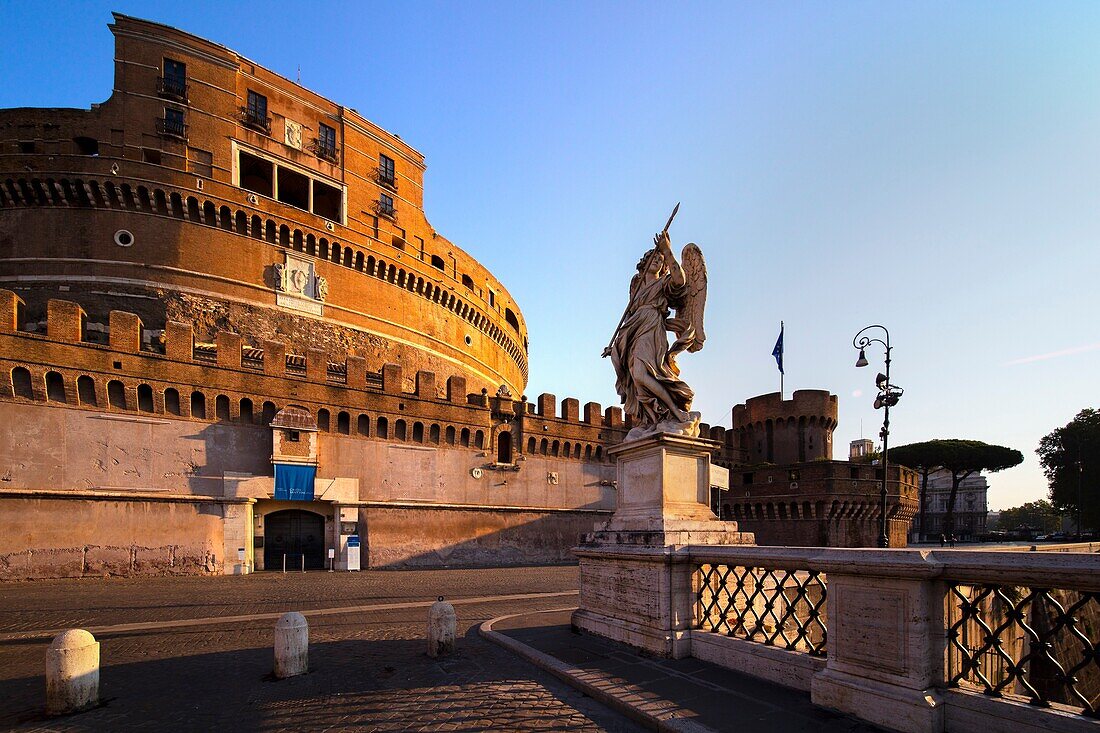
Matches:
[[602, 204, 708, 441]]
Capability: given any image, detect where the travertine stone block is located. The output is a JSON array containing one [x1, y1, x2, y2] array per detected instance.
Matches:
[[274, 612, 308, 678], [427, 598, 456, 657], [46, 629, 100, 716]]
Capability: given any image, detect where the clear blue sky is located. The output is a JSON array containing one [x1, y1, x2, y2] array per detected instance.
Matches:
[[3, 1, 1098, 510]]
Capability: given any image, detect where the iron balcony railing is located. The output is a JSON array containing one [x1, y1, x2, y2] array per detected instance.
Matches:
[[373, 198, 396, 220], [155, 116, 187, 139], [375, 166, 397, 190], [156, 76, 188, 102], [239, 106, 272, 135], [309, 137, 338, 162]]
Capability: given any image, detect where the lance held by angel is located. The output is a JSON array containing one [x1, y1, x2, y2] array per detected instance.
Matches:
[[602, 204, 708, 441]]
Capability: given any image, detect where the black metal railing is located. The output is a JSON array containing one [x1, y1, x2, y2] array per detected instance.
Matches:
[[374, 199, 396, 220], [155, 117, 187, 139], [375, 166, 397, 190], [946, 582, 1100, 716], [696, 563, 828, 656], [309, 137, 338, 162], [239, 107, 272, 135], [156, 76, 188, 102]]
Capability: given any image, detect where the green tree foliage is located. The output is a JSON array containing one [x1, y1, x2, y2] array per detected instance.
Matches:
[[995, 500, 1062, 534], [891, 439, 1024, 535], [1038, 409, 1100, 531]]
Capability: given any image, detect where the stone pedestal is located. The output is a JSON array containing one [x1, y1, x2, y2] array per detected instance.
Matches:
[[571, 433, 754, 658]]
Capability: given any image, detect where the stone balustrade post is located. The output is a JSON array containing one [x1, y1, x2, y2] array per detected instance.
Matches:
[[809, 550, 945, 733], [273, 612, 308, 678], [46, 629, 100, 716]]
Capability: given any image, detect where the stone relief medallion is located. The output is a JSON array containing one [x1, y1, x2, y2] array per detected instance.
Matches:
[[285, 119, 303, 150], [274, 253, 326, 315]]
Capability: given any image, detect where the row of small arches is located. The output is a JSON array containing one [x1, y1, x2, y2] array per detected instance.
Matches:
[[525, 435, 603, 461], [5, 367, 489, 449], [723, 500, 882, 522], [8, 367, 613, 464], [0, 176, 529, 379]]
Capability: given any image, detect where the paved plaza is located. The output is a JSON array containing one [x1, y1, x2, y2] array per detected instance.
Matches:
[[0, 566, 883, 732], [0, 566, 643, 732]]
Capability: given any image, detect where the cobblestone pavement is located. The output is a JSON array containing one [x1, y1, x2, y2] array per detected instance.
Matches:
[[0, 565, 581, 634], [0, 568, 645, 732]]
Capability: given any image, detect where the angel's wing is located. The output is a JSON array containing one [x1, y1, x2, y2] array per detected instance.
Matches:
[[677, 243, 707, 353]]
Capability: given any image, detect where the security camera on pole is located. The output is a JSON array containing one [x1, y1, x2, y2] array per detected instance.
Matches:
[[853, 325, 903, 548]]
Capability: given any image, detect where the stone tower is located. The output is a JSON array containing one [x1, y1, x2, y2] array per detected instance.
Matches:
[[731, 390, 838, 465]]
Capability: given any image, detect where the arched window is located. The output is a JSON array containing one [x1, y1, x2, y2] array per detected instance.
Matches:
[[337, 411, 350, 434], [220, 206, 233, 230], [240, 398, 254, 423], [164, 388, 181, 415], [445, 426, 456, 445], [251, 215, 262, 238], [505, 308, 520, 332], [203, 200, 217, 225], [108, 380, 127, 410], [216, 394, 231, 421], [137, 384, 154, 412], [430, 254, 445, 270], [497, 431, 513, 464], [395, 419, 407, 441], [190, 391, 206, 419], [376, 416, 389, 438], [474, 430, 485, 449], [574, 443, 582, 458], [412, 422, 424, 442], [235, 210, 247, 234], [429, 424, 440, 444], [317, 408, 330, 431], [527, 437, 536, 454], [11, 367, 33, 399], [357, 414, 370, 436], [563, 442, 571, 459], [187, 197, 201, 221], [461, 274, 474, 290], [77, 375, 97, 406], [584, 444, 593, 459], [540, 439, 549, 455], [460, 428, 470, 447], [261, 401, 277, 424], [595, 446, 603, 461], [45, 371, 66, 402]]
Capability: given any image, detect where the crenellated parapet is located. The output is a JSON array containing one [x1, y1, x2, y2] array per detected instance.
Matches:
[[731, 390, 839, 465], [0, 290, 626, 462]]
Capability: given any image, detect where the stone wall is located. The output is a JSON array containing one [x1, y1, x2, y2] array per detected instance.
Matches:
[[0, 496, 229, 579]]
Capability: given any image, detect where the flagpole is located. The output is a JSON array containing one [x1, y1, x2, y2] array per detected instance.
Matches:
[[780, 321, 784, 401]]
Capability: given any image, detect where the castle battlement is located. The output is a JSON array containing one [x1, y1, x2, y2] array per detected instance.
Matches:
[[0, 291, 645, 451]]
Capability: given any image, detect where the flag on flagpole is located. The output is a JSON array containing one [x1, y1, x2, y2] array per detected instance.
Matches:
[[772, 322, 784, 374]]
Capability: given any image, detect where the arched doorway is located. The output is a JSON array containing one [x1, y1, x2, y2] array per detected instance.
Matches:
[[497, 430, 513, 464], [263, 509, 326, 570]]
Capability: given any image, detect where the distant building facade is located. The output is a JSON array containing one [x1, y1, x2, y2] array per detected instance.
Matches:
[[909, 469, 989, 542]]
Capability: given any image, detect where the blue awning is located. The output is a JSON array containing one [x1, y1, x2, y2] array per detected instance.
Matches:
[[274, 464, 316, 501]]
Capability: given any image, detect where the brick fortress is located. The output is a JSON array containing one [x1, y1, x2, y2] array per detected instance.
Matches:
[[0, 15, 917, 579]]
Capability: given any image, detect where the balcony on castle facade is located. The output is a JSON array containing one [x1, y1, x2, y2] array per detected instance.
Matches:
[[374, 166, 398, 191], [155, 116, 187, 140], [155, 76, 188, 103], [239, 106, 272, 135], [309, 137, 338, 163], [373, 198, 397, 221]]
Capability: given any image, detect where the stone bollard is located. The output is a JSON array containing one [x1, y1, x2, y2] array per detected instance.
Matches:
[[46, 629, 100, 716], [273, 612, 308, 678], [427, 596, 456, 658]]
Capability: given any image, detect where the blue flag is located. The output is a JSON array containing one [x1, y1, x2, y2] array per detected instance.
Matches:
[[772, 323, 784, 374]]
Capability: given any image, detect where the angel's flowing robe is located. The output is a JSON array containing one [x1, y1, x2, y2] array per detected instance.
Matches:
[[608, 272, 695, 428]]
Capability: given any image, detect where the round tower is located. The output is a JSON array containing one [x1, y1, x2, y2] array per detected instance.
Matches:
[[731, 390, 838, 465]]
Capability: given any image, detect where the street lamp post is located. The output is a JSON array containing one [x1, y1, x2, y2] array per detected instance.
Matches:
[[853, 325, 903, 549]]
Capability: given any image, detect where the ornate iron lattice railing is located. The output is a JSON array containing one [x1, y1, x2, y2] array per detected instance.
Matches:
[[946, 582, 1100, 716], [695, 563, 828, 656]]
